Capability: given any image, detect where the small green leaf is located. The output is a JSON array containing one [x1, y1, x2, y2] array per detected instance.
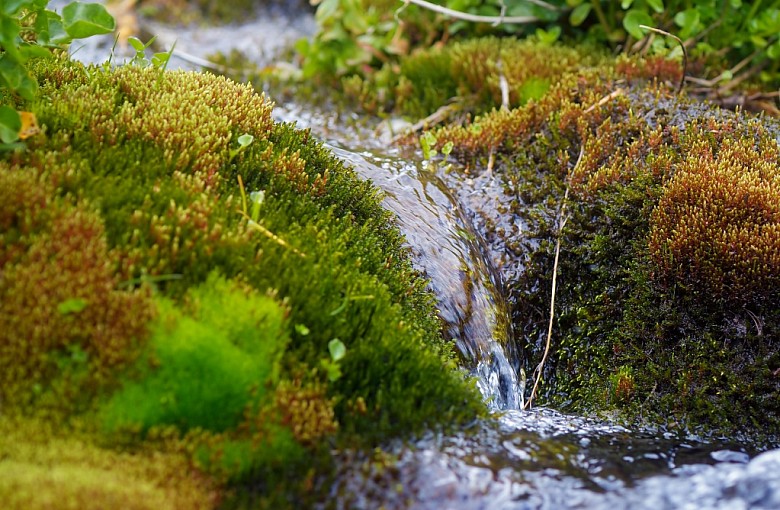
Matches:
[[321, 359, 342, 382], [751, 35, 768, 48], [14, 72, 39, 101], [0, 16, 24, 63], [420, 131, 437, 160], [519, 77, 550, 104], [316, 0, 341, 22], [623, 9, 654, 40], [621, 0, 634, 8], [58, 298, 88, 315], [0, 106, 21, 144], [237, 133, 254, 147], [46, 13, 70, 45], [151, 51, 171, 68], [328, 338, 346, 362], [249, 190, 264, 221], [295, 323, 310, 336], [19, 44, 52, 60], [62, 1, 115, 39], [2, 0, 36, 16], [249, 190, 265, 205], [570, 3, 592, 26], [768, 40, 780, 59], [646, 0, 664, 14], [441, 141, 454, 158], [128, 36, 146, 52], [673, 9, 700, 35], [535, 26, 561, 44]]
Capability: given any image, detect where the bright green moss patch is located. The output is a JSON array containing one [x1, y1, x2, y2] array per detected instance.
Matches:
[[101, 273, 289, 434]]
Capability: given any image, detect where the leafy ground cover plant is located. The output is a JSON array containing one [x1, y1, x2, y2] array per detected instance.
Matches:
[[297, 0, 780, 115]]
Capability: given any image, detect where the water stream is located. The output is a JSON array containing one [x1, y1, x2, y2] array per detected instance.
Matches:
[[318, 141, 522, 410], [59, 5, 780, 507]]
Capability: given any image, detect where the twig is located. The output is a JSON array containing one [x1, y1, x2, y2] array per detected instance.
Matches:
[[524, 0, 560, 10], [397, 0, 539, 24], [524, 145, 584, 409], [486, 148, 495, 176], [639, 25, 687, 94], [584, 88, 626, 113], [391, 101, 461, 143], [170, 49, 241, 75], [688, 42, 774, 89], [717, 60, 768, 94]]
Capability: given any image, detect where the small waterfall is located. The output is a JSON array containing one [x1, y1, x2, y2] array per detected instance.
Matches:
[[326, 145, 523, 409]]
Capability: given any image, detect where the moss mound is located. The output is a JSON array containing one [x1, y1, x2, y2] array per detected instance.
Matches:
[[0, 56, 483, 506], [383, 38, 780, 439]]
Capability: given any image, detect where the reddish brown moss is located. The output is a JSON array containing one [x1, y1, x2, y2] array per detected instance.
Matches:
[[649, 128, 780, 304], [0, 163, 153, 408], [433, 69, 624, 159], [616, 54, 684, 87], [272, 379, 338, 447]]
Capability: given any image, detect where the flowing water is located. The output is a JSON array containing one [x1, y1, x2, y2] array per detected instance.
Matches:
[[59, 5, 780, 507]]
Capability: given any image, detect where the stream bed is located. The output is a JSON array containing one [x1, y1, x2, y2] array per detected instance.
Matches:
[[57, 3, 780, 507], [273, 104, 780, 510]]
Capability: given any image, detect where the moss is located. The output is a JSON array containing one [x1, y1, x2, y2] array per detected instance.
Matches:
[[0, 162, 154, 412], [1, 55, 484, 504], [649, 133, 780, 305], [100, 273, 289, 434], [509, 105, 780, 438], [136, 0, 310, 25], [0, 415, 218, 510], [389, 38, 780, 439], [340, 37, 610, 120]]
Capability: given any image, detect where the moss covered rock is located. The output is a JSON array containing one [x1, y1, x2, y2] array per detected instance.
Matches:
[[0, 56, 484, 506], [381, 38, 780, 440]]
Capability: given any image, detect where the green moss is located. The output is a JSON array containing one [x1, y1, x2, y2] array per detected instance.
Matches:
[[137, 0, 307, 25], [396, 38, 780, 439], [0, 415, 218, 510], [1, 55, 484, 503], [101, 273, 288, 434], [507, 105, 780, 438], [337, 37, 610, 119]]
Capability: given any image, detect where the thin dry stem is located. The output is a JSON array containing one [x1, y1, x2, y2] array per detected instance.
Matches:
[[391, 102, 462, 144], [397, 0, 539, 24], [638, 25, 687, 94], [524, 145, 583, 409], [584, 88, 626, 113]]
